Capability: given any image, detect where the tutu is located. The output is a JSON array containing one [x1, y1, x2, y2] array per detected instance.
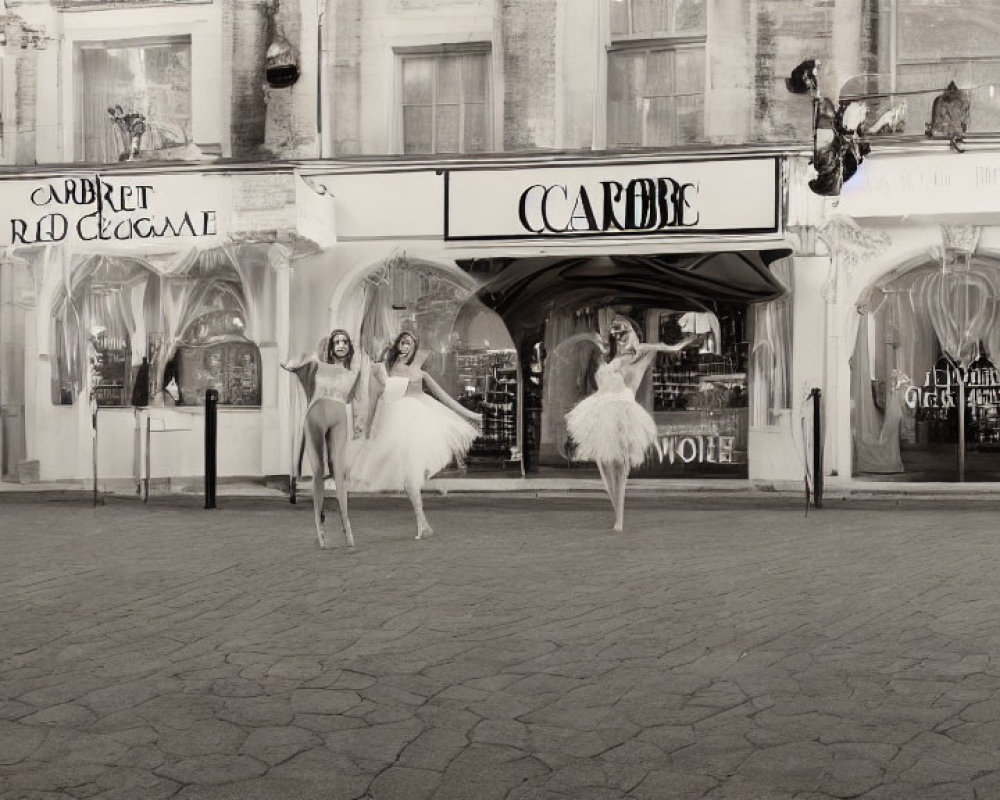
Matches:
[[565, 363, 660, 466], [351, 376, 477, 491]]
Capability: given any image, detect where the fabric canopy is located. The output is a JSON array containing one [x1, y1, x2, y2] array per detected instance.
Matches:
[[458, 249, 791, 345]]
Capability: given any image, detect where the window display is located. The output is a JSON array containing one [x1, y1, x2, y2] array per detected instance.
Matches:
[[852, 257, 1000, 481], [50, 249, 265, 409]]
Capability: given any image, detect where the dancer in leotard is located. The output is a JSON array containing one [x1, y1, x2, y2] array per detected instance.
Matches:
[[352, 331, 481, 540], [281, 329, 360, 548], [566, 316, 695, 533]]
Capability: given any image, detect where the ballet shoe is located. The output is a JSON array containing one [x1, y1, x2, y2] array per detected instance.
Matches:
[[415, 526, 434, 540]]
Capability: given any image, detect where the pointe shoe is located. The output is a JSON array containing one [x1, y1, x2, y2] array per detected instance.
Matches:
[[415, 526, 434, 540], [316, 528, 329, 549]]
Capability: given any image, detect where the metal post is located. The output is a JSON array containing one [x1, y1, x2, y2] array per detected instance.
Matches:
[[91, 393, 99, 508], [810, 387, 823, 509], [144, 416, 151, 504], [204, 389, 218, 509], [958, 373, 966, 483]]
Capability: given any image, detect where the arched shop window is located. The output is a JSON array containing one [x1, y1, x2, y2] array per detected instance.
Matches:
[[852, 256, 1000, 481], [50, 256, 157, 407], [172, 283, 260, 407], [51, 249, 261, 408]]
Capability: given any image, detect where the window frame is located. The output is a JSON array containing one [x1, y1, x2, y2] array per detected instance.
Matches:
[[393, 42, 494, 156], [889, 0, 1000, 134], [73, 34, 193, 164], [605, 0, 707, 149]]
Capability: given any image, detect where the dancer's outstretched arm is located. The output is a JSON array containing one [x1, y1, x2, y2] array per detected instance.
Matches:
[[631, 335, 699, 372], [638, 334, 699, 355], [280, 354, 316, 373], [422, 372, 482, 423]]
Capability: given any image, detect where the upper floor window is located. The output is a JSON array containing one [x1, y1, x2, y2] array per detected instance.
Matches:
[[608, 0, 706, 148], [76, 36, 192, 163], [398, 45, 492, 155], [894, 0, 1000, 134], [611, 0, 706, 37]]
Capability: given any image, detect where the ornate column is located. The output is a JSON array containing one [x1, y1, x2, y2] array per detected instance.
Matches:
[[263, 241, 294, 478]]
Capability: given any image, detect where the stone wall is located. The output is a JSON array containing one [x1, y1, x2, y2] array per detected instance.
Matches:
[[329, 0, 362, 155], [500, 0, 557, 151], [229, 0, 270, 158]]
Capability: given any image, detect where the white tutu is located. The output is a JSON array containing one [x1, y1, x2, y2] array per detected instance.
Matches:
[[351, 390, 477, 492], [565, 362, 660, 466]]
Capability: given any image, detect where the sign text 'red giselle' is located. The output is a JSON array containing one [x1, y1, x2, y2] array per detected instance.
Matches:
[[444, 158, 780, 241], [10, 175, 218, 245]]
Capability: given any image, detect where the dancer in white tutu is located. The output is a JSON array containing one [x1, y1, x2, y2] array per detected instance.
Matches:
[[566, 315, 695, 533], [353, 331, 481, 540], [281, 329, 360, 549]]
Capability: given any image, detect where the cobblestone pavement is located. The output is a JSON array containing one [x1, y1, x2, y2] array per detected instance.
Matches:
[[2, 492, 1000, 800]]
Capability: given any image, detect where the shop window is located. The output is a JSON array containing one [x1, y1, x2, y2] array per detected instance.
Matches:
[[355, 259, 518, 468], [76, 36, 192, 163], [51, 251, 261, 409], [651, 310, 746, 414], [852, 258, 1000, 481], [173, 298, 261, 407], [894, 0, 1000, 134], [608, 0, 706, 147], [397, 46, 492, 154]]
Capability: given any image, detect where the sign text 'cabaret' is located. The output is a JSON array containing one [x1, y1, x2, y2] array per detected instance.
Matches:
[[10, 176, 218, 244], [518, 177, 699, 235]]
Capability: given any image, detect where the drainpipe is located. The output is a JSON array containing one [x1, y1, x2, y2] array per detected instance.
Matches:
[[317, 0, 332, 158]]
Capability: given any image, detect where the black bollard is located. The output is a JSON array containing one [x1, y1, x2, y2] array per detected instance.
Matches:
[[810, 387, 823, 509], [205, 389, 218, 509]]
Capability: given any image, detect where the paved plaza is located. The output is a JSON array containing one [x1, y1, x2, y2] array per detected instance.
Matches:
[[2, 490, 1000, 799]]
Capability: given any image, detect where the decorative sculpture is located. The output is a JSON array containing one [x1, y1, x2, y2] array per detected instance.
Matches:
[[107, 105, 146, 161], [926, 81, 971, 153]]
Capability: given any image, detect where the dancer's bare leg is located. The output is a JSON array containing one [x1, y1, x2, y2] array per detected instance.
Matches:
[[304, 399, 352, 549], [327, 423, 353, 547], [404, 475, 433, 539], [599, 459, 620, 527], [597, 460, 615, 511], [612, 461, 629, 533], [296, 431, 306, 480], [304, 431, 328, 548]]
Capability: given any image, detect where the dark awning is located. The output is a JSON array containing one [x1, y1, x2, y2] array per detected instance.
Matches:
[[457, 249, 791, 346]]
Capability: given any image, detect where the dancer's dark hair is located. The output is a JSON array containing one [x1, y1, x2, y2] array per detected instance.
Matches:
[[607, 315, 641, 361], [385, 331, 419, 369], [325, 329, 355, 370]]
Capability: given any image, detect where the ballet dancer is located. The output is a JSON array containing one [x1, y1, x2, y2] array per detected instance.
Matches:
[[566, 315, 695, 533], [281, 329, 360, 549], [353, 331, 481, 540]]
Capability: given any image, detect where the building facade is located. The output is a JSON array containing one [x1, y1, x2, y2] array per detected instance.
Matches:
[[1, 0, 998, 489]]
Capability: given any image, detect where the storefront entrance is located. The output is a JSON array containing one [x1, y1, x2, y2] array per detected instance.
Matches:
[[459, 251, 789, 478], [852, 256, 1000, 481]]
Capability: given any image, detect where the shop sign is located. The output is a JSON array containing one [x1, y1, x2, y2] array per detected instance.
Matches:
[[444, 157, 781, 240], [659, 434, 741, 465], [904, 365, 1000, 410], [3, 174, 225, 247], [838, 152, 1000, 218]]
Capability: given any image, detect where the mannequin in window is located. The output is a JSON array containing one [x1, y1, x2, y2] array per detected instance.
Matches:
[[352, 331, 481, 540], [566, 315, 696, 533], [281, 329, 360, 549]]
